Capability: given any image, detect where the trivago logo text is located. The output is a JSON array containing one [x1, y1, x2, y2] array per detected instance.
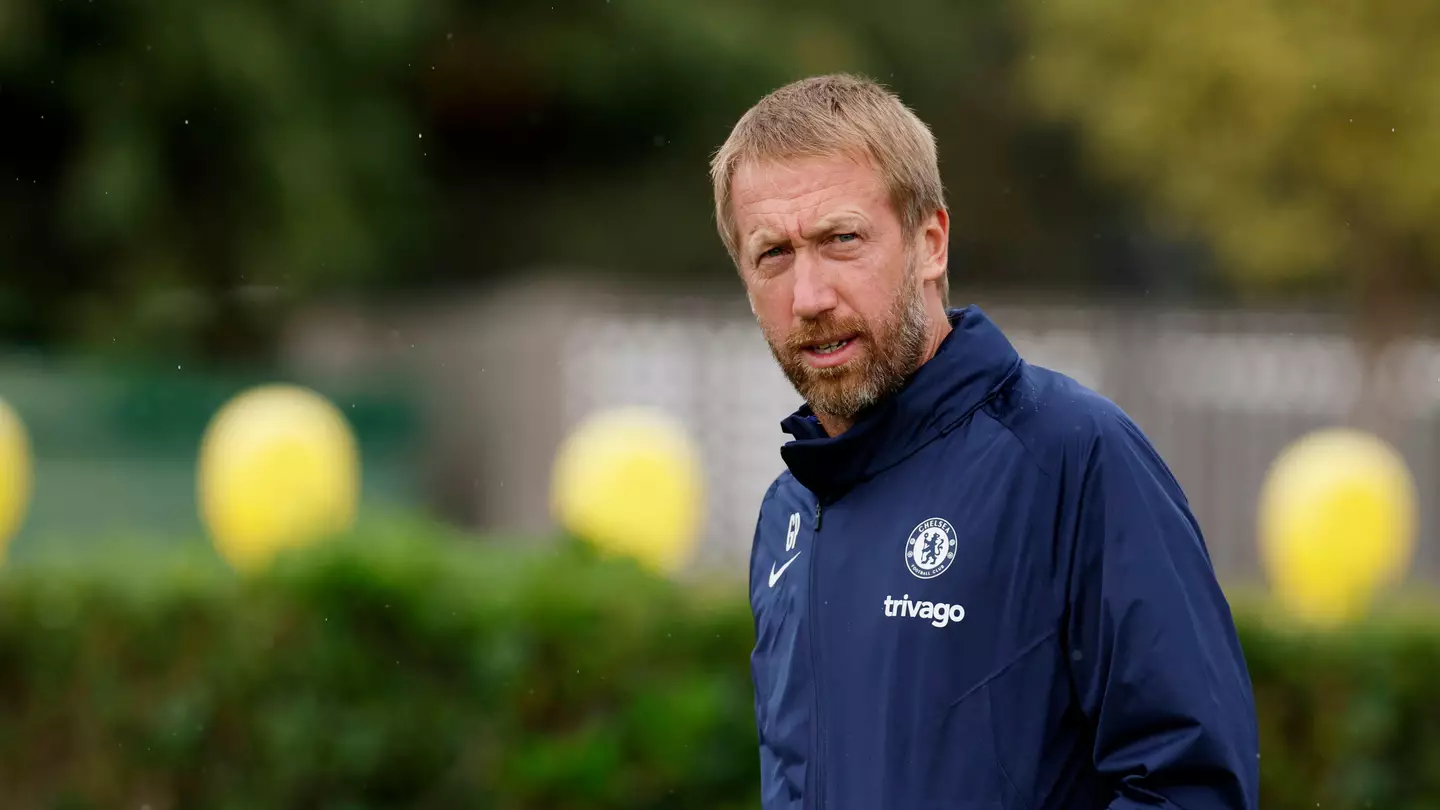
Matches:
[[883, 594, 966, 628]]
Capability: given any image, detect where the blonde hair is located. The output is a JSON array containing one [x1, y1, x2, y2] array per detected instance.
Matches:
[[710, 74, 948, 300]]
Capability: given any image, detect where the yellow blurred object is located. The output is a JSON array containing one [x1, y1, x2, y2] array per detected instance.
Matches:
[[551, 406, 704, 574], [199, 384, 360, 572], [0, 397, 33, 561], [1258, 427, 1416, 627]]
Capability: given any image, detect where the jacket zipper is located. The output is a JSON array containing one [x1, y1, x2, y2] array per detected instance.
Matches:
[[808, 499, 825, 809]]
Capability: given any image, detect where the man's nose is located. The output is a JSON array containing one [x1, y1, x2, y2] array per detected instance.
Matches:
[[791, 252, 837, 320]]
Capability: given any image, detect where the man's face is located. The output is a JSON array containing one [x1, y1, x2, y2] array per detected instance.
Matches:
[[730, 153, 937, 420]]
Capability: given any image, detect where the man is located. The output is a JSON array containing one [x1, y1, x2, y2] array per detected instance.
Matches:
[[711, 74, 1259, 809]]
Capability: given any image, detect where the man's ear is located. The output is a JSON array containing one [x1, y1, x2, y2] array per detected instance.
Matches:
[[918, 209, 950, 285]]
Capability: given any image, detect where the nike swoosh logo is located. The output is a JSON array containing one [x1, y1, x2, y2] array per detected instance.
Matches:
[[768, 552, 802, 588]]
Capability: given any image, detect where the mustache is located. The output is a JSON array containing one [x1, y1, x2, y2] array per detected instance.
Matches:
[[783, 316, 869, 351]]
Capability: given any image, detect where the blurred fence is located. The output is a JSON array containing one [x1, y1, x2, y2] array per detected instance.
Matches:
[[282, 277, 1440, 588]]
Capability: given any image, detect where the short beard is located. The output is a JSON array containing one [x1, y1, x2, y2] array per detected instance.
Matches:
[[765, 255, 931, 421]]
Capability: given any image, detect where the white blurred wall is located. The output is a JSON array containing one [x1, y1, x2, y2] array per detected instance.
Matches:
[[283, 274, 1440, 587]]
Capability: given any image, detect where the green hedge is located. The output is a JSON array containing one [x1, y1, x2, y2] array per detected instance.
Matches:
[[0, 522, 1438, 809], [1243, 606, 1440, 808], [0, 524, 758, 810]]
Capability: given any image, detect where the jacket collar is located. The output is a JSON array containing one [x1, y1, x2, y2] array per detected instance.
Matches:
[[778, 305, 1020, 497]]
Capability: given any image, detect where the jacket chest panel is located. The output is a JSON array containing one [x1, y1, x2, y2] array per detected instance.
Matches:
[[809, 446, 1061, 706]]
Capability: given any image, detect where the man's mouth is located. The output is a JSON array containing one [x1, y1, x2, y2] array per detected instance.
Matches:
[[809, 338, 852, 355], [798, 334, 861, 368]]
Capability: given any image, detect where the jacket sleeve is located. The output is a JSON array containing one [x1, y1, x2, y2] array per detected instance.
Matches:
[[1065, 413, 1259, 809], [749, 479, 793, 810]]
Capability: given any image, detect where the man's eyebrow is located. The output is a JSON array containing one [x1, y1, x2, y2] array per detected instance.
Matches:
[[744, 214, 867, 257], [803, 214, 864, 239], [745, 229, 786, 256]]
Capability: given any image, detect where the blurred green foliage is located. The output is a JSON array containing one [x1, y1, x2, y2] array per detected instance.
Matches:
[[2, 0, 1158, 359], [1245, 609, 1440, 808], [0, 521, 759, 809], [1, 520, 1440, 808], [1020, 0, 1440, 321], [7, 0, 1438, 359], [0, 0, 439, 357], [436, 0, 1140, 295]]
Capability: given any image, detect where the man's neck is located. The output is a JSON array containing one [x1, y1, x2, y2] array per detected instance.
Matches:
[[814, 411, 854, 437]]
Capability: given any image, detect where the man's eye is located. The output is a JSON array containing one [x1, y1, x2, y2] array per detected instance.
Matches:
[[833, 233, 858, 243], [760, 246, 786, 260]]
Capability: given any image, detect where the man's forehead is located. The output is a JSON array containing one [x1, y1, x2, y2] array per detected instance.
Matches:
[[732, 153, 887, 237], [731, 152, 880, 203]]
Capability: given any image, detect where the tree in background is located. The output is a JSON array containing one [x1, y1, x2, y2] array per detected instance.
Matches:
[[2, 0, 1143, 360], [0, 0, 439, 358], [1019, 0, 1440, 427], [428, 0, 1142, 300]]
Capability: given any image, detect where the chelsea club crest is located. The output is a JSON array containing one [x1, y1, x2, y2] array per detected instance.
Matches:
[[905, 517, 958, 579]]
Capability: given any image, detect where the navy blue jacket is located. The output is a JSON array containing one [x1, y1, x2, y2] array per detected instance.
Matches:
[[749, 306, 1259, 809]]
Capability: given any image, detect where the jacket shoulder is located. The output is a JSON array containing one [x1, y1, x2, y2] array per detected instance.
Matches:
[[750, 470, 799, 552], [757, 469, 800, 515], [982, 360, 1147, 477]]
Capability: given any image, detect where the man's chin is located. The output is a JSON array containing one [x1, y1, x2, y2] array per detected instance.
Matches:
[[778, 354, 883, 417], [798, 379, 874, 419], [790, 365, 849, 394]]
